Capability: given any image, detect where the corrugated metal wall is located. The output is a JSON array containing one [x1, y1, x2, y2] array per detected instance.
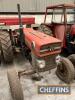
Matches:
[[0, 0, 74, 12]]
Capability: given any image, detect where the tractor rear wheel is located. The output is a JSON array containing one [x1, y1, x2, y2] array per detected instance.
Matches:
[[0, 31, 13, 63], [38, 24, 53, 36], [7, 68, 24, 100], [68, 54, 75, 66], [56, 57, 75, 83]]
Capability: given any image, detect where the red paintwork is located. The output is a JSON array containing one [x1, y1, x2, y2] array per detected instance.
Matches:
[[71, 24, 75, 35], [53, 24, 65, 47], [23, 28, 61, 57], [44, 3, 75, 49], [0, 17, 35, 25]]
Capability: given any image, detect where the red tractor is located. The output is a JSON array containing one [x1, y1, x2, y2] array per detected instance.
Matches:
[[38, 3, 75, 84], [39, 4, 75, 54], [0, 17, 35, 63], [6, 4, 75, 100]]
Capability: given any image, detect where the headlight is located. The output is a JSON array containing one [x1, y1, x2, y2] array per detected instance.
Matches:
[[55, 55, 61, 64], [36, 59, 45, 69]]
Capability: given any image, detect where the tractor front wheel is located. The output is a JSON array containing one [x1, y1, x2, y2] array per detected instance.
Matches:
[[7, 68, 24, 100], [68, 54, 75, 66], [56, 57, 75, 83]]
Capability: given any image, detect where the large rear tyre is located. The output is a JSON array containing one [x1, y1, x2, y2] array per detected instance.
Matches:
[[56, 57, 75, 83], [0, 31, 13, 63], [7, 68, 24, 100], [38, 24, 53, 36], [68, 54, 75, 66]]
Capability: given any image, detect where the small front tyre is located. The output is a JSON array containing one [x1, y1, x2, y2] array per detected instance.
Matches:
[[68, 54, 75, 66], [7, 68, 24, 100], [56, 57, 75, 83]]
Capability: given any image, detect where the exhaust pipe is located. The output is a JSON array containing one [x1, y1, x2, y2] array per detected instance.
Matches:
[[17, 4, 25, 55]]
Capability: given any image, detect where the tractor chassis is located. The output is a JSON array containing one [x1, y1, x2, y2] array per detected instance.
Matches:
[[18, 69, 43, 81], [18, 69, 36, 77]]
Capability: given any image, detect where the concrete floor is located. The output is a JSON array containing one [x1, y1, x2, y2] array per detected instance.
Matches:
[[0, 53, 75, 100]]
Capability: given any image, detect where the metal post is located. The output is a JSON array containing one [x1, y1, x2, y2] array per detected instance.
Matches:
[[17, 4, 25, 56], [17, 4, 23, 28], [44, 8, 47, 23]]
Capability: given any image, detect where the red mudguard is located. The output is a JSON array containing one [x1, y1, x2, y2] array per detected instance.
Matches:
[[0, 17, 35, 25]]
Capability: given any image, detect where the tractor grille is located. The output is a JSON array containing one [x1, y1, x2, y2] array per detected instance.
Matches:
[[40, 43, 61, 54], [37, 54, 57, 72]]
